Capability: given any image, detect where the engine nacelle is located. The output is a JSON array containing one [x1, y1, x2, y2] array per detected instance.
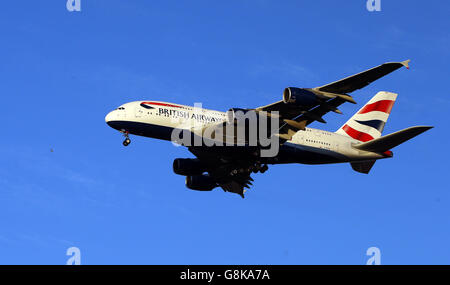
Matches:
[[185, 175, 217, 191], [173, 158, 206, 176], [282, 87, 318, 107]]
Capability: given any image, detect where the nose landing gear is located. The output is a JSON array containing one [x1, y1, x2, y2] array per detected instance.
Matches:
[[121, 130, 131, 146]]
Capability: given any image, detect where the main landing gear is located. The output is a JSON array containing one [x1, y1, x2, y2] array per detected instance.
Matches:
[[254, 163, 268, 174], [230, 163, 268, 176], [121, 130, 131, 146]]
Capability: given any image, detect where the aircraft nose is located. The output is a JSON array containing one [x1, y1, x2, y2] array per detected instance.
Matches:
[[105, 110, 115, 125]]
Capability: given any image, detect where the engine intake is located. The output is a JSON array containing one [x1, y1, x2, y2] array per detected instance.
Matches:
[[186, 175, 217, 191], [282, 87, 318, 107], [173, 158, 206, 176]]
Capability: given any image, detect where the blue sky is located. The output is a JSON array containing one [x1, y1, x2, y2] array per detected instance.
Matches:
[[0, 1, 449, 264]]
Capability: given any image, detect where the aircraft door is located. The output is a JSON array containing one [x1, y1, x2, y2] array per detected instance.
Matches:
[[135, 105, 143, 118], [298, 132, 305, 145]]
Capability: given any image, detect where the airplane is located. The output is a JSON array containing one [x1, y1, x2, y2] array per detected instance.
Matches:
[[105, 60, 432, 198]]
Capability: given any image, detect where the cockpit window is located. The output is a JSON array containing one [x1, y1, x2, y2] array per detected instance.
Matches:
[[117, 107, 125, 110]]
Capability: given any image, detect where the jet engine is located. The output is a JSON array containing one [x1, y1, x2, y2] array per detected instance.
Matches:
[[282, 87, 318, 107], [185, 175, 217, 191], [173, 158, 206, 176]]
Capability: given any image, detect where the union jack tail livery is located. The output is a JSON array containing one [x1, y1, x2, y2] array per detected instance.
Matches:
[[336, 91, 397, 142]]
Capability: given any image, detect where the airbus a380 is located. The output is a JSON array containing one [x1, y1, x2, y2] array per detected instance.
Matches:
[[105, 60, 432, 198]]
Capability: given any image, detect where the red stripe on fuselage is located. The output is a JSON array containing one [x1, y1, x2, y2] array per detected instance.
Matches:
[[141, 102, 183, 108], [342, 124, 374, 142], [358, 100, 395, 114]]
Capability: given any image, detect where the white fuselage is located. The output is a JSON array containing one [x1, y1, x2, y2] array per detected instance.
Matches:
[[105, 101, 388, 164]]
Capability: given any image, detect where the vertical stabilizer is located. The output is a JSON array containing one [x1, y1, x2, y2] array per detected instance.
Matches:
[[336, 91, 397, 142]]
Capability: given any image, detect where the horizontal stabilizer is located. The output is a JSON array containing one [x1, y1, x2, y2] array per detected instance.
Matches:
[[353, 126, 433, 153], [351, 160, 376, 174]]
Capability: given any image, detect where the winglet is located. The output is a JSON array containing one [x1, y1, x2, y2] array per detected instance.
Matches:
[[401, 59, 411, 69]]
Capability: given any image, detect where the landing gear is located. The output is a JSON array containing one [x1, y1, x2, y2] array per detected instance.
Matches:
[[251, 163, 268, 174], [121, 130, 131, 146], [123, 138, 131, 146], [231, 163, 269, 176], [260, 164, 268, 173]]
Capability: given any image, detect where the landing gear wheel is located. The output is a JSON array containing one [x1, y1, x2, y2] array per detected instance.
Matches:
[[253, 163, 261, 173], [121, 130, 131, 147], [260, 164, 268, 173]]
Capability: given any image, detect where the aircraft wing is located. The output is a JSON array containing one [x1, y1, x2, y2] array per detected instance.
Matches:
[[315, 60, 410, 94], [254, 60, 410, 140], [188, 147, 257, 198], [188, 61, 411, 144], [257, 60, 410, 123]]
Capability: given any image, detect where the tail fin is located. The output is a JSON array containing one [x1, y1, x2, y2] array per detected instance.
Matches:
[[336, 91, 398, 142]]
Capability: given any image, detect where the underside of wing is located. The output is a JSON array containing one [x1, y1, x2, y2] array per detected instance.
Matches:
[[256, 100, 304, 119]]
